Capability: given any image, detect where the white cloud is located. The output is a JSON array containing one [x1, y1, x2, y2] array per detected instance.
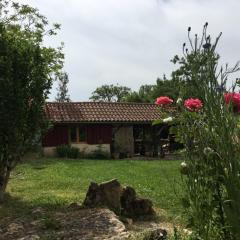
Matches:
[[19, 0, 240, 100]]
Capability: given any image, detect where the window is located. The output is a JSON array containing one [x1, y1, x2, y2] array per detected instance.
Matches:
[[70, 127, 77, 142], [69, 126, 87, 143], [79, 127, 87, 142]]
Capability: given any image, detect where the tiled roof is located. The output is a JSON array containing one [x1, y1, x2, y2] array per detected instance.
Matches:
[[44, 102, 171, 124]]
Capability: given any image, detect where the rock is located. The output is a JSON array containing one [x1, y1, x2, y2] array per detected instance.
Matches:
[[83, 180, 155, 219], [121, 186, 136, 203], [17, 235, 40, 240], [83, 182, 102, 206], [121, 217, 133, 226], [31, 207, 46, 216], [30, 220, 42, 227], [130, 197, 155, 217], [8, 223, 24, 234], [58, 208, 129, 239], [100, 179, 123, 212], [83, 179, 123, 213], [68, 202, 82, 209], [121, 186, 155, 218], [148, 228, 167, 240]]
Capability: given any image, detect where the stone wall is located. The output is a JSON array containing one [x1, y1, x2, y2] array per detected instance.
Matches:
[[71, 143, 110, 154], [43, 144, 110, 157], [42, 147, 56, 157]]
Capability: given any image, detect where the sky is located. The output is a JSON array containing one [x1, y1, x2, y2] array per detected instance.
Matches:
[[20, 0, 240, 101]]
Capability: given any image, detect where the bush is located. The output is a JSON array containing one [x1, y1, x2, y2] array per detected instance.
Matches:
[[87, 145, 111, 159], [56, 144, 111, 160], [56, 144, 70, 158], [56, 145, 79, 159], [68, 146, 79, 159]]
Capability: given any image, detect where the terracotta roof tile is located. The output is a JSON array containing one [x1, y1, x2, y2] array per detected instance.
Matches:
[[44, 102, 173, 123]]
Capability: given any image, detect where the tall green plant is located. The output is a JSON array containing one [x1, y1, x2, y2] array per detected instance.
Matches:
[[163, 23, 240, 239]]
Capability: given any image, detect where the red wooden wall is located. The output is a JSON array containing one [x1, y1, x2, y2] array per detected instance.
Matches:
[[42, 125, 69, 147], [42, 124, 112, 147], [87, 125, 112, 144]]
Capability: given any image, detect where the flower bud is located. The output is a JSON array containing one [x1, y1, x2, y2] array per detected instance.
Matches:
[[163, 117, 173, 123], [203, 147, 214, 156], [176, 98, 182, 105], [224, 168, 228, 176], [180, 161, 189, 175]]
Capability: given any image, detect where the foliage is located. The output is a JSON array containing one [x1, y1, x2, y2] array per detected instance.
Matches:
[[152, 76, 180, 101], [125, 84, 155, 103], [56, 145, 79, 159], [86, 145, 111, 159], [125, 76, 180, 103], [90, 84, 131, 102], [90, 77, 180, 104], [0, 0, 64, 201], [159, 23, 240, 239], [56, 144, 110, 159], [56, 145, 70, 158], [68, 147, 80, 159], [55, 71, 71, 102]]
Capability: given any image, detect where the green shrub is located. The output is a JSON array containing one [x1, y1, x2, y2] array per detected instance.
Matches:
[[77, 149, 86, 159], [87, 145, 111, 159], [56, 144, 70, 158], [56, 144, 111, 159], [68, 146, 79, 159], [56, 145, 79, 159]]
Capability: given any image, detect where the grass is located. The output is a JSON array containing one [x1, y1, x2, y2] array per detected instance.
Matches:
[[1, 158, 183, 223]]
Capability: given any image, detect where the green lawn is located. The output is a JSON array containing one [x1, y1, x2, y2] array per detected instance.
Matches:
[[1, 158, 183, 222]]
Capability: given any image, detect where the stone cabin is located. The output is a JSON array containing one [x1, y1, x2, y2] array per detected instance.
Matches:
[[42, 102, 173, 158]]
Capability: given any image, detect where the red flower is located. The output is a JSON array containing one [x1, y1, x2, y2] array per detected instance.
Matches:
[[155, 96, 173, 106], [224, 93, 240, 112], [184, 98, 203, 111]]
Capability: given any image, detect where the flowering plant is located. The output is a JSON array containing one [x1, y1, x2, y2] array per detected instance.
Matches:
[[155, 96, 173, 106], [224, 92, 240, 113], [184, 98, 203, 111], [156, 23, 240, 240]]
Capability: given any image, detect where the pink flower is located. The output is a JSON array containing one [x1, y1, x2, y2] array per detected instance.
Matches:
[[184, 98, 203, 111], [224, 92, 240, 112], [155, 96, 173, 106]]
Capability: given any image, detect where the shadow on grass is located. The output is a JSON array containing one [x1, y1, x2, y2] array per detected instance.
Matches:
[[0, 192, 68, 220], [21, 157, 85, 167]]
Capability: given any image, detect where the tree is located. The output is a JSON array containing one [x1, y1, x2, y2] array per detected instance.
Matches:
[[124, 76, 180, 103], [0, 0, 64, 201], [55, 71, 71, 102], [151, 76, 180, 101], [90, 84, 131, 102], [124, 85, 155, 103]]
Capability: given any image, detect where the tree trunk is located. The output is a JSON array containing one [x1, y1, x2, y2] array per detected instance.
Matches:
[[0, 168, 11, 203], [0, 188, 4, 203]]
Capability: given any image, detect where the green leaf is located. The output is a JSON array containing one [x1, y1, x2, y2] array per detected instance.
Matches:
[[152, 119, 162, 126]]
